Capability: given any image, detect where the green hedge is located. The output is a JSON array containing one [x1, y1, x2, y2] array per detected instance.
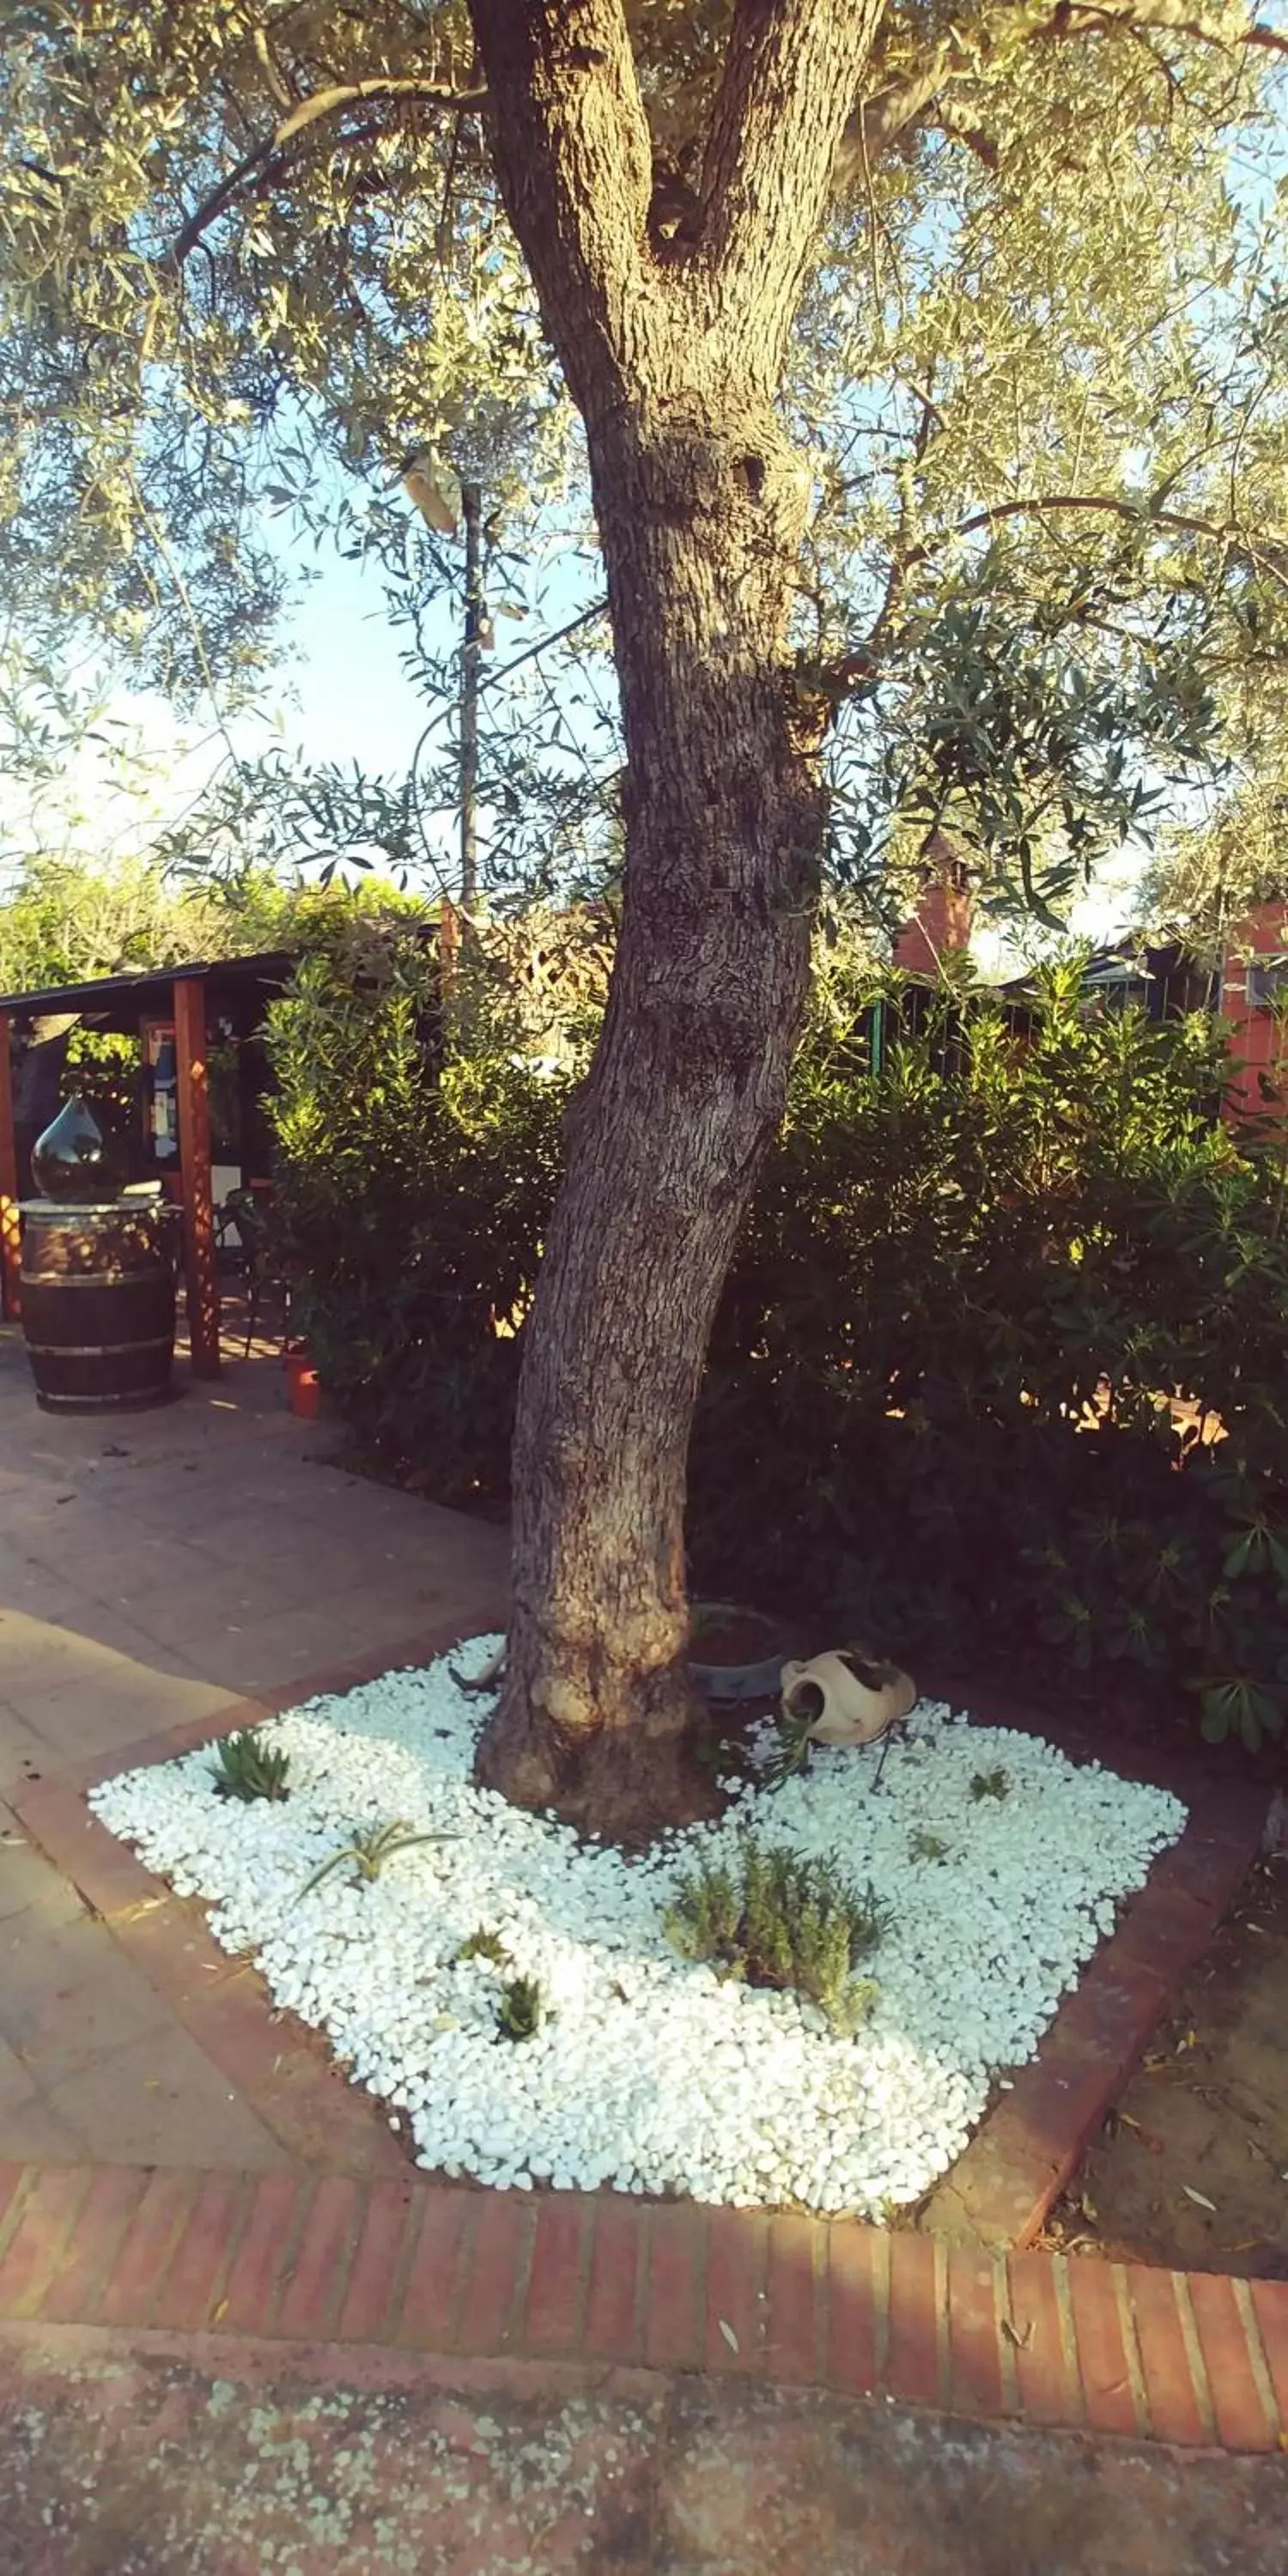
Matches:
[[264, 921, 567, 1510], [693, 963, 1288, 1748], [267, 935, 1288, 1748]]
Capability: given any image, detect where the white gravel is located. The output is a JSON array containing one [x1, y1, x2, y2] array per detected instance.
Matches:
[[89, 1639, 1185, 2217]]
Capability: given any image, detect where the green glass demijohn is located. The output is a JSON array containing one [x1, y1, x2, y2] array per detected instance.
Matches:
[[31, 1096, 126, 1202]]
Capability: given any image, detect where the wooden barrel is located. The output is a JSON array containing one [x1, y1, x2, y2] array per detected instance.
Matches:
[[19, 1200, 177, 1413]]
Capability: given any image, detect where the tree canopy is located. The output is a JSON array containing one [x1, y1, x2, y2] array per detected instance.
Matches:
[[7, 2, 1288, 1827], [3, 3, 1286, 916]]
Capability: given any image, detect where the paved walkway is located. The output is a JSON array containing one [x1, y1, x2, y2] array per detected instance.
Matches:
[[0, 1321, 506, 2169], [1, 2329, 1285, 2576]]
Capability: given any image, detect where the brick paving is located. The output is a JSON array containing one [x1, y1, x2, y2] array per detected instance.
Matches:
[[0, 2160, 1284, 2451], [2, 1311, 1287, 2527]]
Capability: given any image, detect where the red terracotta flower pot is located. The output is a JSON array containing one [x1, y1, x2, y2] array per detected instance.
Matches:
[[284, 1346, 321, 1420]]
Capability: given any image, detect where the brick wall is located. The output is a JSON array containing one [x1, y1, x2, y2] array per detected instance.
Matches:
[[893, 839, 975, 978], [1221, 899, 1288, 1118]]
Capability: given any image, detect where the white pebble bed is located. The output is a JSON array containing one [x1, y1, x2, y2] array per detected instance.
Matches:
[[89, 1640, 1186, 2217]]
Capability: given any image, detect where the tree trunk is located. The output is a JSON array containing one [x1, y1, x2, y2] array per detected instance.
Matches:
[[475, 393, 824, 1834], [467, 0, 883, 1837]]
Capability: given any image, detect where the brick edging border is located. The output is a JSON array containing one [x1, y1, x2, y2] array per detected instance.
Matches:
[[0, 2159, 1285, 2452], [9, 1614, 1265, 2236], [3, 1614, 1280, 2454], [923, 1778, 1268, 2249]]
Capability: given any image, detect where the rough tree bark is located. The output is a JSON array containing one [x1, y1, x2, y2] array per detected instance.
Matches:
[[467, 0, 883, 1838]]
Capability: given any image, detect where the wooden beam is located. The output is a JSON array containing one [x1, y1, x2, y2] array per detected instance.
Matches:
[[0, 1012, 21, 1322], [173, 976, 221, 1376]]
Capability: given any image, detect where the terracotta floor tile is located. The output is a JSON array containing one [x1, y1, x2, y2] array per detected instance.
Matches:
[[46, 1571, 240, 1642], [0, 1607, 125, 1685], [0, 1324, 508, 2207], [15, 1525, 202, 1586], [41, 2022, 288, 2170], [2, 1636, 141, 1716], [303, 1584, 461, 1643], [173, 1612, 372, 1697], [114, 1564, 322, 1649], [0, 2036, 39, 2115], [0, 1700, 51, 1790], [64, 1617, 225, 1680], [0, 1914, 173, 2085], [175, 1511, 330, 1568], [0, 2094, 85, 2162], [0, 1826, 87, 1926], [11, 1666, 233, 1759]]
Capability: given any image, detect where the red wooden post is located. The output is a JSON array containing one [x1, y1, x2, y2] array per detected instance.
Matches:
[[173, 975, 221, 1376], [0, 1012, 21, 1322]]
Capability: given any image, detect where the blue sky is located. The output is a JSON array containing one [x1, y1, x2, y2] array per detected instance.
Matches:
[[0, 485, 621, 917], [1, 499, 1142, 963], [263, 526, 1145, 958], [273, 541, 429, 778]]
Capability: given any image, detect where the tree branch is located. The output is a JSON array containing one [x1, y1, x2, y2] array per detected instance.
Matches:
[[170, 76, 487, 264], [467, 0, 654, 422], [690, 0, 885, 376], [847, 0, 1287, 175], [928, 490, 1288, 592], [1056, 2, 1288, 59], [847, 39, 963, 169], [864, 389, 940, 665]]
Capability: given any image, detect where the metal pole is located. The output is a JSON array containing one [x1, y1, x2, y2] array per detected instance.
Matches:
[[459, 479, 483, 913], [0, 1012, 21, 1321], [173, 975, 221, 1377]]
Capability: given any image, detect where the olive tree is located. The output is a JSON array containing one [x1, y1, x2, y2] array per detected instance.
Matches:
[[3, 1, 1286, 1832]]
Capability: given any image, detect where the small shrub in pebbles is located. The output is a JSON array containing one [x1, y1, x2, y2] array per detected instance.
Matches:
[[664, 1838, 890, 2032], [88, 1638, 1186, 2217]]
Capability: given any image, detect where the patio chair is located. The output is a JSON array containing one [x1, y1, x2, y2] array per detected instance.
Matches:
[[215, 1188, 295, 1354]]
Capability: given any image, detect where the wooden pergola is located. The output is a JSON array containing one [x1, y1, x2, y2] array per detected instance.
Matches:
[[0, 951, 294, 1377]]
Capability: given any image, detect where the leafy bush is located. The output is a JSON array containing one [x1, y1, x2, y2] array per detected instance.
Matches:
[[264, 917, 568, 1506], [664, 1837, 891, 2032], [269, 916, 1288, 1753], [690, 958, 1288, 1749]]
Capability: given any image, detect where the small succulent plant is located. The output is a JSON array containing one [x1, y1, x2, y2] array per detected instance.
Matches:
[[296, 1819, 454, 1901], [495, 1974, 544, 2041], [969, 1768, 1010, 1804], [210, 1729, 290, 1803], [908, 1830, 950, 1862], [454, 1927, 510, 1967]]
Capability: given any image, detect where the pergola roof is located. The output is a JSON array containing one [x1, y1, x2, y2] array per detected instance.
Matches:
[[0, 950, 297, 1036]]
